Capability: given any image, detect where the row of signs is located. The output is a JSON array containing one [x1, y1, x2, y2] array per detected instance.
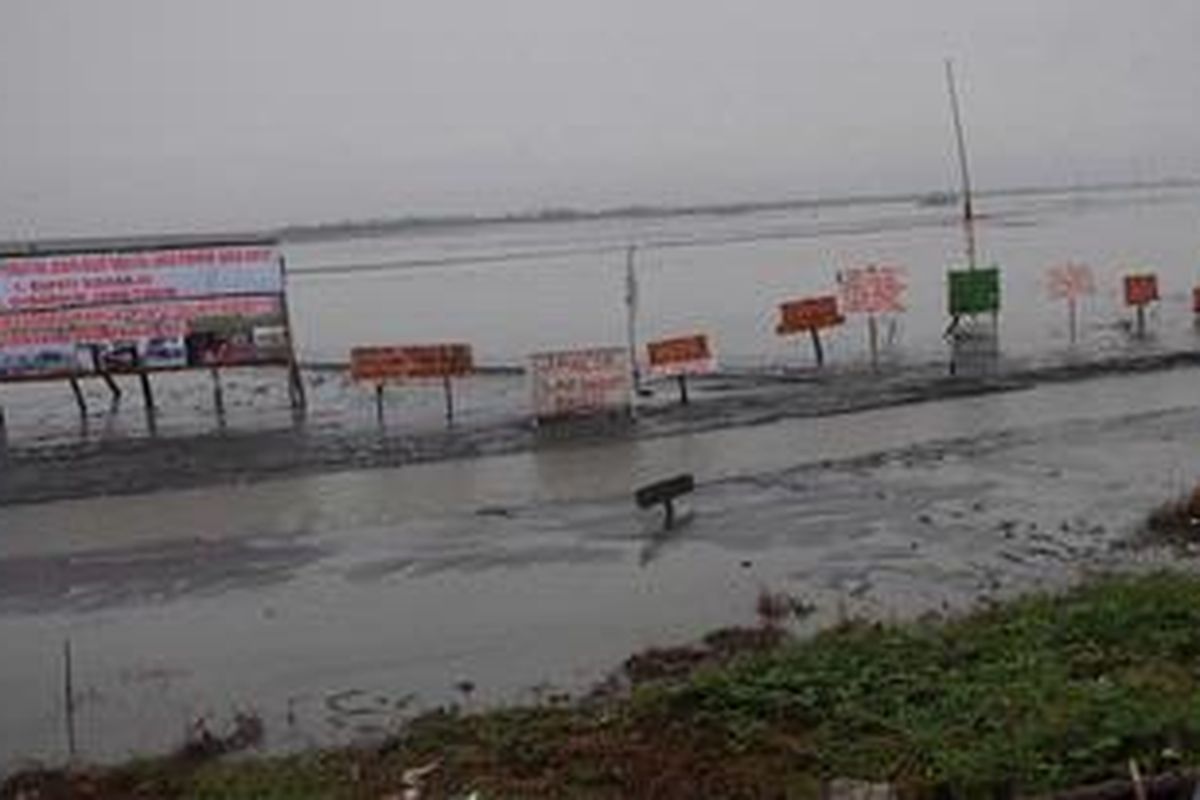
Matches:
[[349, 339, 717, 423], [347, 262, 1200, 422]]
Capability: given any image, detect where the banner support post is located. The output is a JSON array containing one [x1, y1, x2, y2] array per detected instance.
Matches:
[[210, 367, 225, 421], [443, 375, 454, 426], [68, 378, 87, 421], [375, 383, 385, 425]]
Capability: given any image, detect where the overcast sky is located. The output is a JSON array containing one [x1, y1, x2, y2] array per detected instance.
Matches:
[[2, 1, 1198, 238]]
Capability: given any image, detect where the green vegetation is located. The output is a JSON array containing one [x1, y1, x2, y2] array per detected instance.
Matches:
[[9, 572, 1200, 798]]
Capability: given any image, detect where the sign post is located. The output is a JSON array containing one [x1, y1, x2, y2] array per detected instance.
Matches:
[[350, 343, 474, 427], [1123, 273, 1159, 338], [776, 296, 844, 368], [1047, 262, 1095, 344], [839, 265, 907, 369], [646, 333, 715, 406]]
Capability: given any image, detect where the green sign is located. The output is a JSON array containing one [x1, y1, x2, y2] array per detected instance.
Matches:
[[948, 267, 1001, 315]]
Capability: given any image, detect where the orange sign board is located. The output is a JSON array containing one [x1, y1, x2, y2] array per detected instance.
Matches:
[[776, 296, 844, 335], [1124, 274, 1159, 307], [350, 343, 474, 383], [647, 334, 715, 378]]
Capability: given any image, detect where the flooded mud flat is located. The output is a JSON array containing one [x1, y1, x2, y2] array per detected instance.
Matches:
[[1, 365, 1199, 769], [2, 347, 1200, 507]]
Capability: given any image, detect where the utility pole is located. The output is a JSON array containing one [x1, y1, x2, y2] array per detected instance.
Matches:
[[625, 245, 642, 393], [945, 59, 977, 272]]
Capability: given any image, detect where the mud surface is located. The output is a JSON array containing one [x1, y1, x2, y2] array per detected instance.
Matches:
[[2, 349, 1200, 507], [1, 365, 1198, 770]]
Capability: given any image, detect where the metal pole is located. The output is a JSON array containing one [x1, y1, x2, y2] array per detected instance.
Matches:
[[945, 59, 978, 272], [443, 374, 454, 426], [210, 367, 225, 420], [677, 374, 689, 406], [624, 245, 641, 393], [375, 384, 384, 425], [1068, 297, 1078, 344], [63, 638, 77, 760], [279, 255, 307, 412], [809, 328, 825, 368], [867, 314, 880, 370], [68, 378, 87, 420]]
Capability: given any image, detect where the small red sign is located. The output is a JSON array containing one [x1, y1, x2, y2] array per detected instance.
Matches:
[[647, 334, 714, 378], [1124, 274, 1159, 307], [350, 344, 474, 383], [777, 296, 844, 335]]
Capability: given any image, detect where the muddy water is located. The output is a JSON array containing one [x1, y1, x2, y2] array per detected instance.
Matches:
[[2, 185, 1200, 449], [1, 366, 1198, 769]]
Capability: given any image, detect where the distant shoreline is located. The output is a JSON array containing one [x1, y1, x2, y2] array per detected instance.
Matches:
[[3, 177, 1198, 256]]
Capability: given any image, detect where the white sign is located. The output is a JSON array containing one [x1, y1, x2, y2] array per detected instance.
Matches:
[[0, 245, 282, 312], [529, 346, 631, 420]]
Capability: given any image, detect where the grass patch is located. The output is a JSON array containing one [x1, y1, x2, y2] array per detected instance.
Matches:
[[9, 573, 1200, 798]]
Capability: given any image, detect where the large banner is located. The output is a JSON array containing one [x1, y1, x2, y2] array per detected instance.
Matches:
[[0, 244, 290, 380]]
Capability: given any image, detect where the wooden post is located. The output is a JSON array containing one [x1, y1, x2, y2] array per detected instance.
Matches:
[[443, 375, 454, 426], [867, 314, 880, 370], [663, 498, 676, 531], [138, 368, 157, 435], [63, 638, 77, 761], [374, 384, 385, 424], [68, 378, 87, 420], [210, 367, 225, 420], [1136, 304, 1146, 338], [91, 346, 121, 402], [677, 374, 690, 406], [808, 328, 825, 368]]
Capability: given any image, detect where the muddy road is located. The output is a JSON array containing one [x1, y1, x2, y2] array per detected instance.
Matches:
[[0, 365, 1197, 770]]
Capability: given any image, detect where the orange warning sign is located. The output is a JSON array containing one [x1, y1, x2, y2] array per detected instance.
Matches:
[[350, 343, 474, 382], [776, 296, 844, 335], [647, 334, 715, 378]]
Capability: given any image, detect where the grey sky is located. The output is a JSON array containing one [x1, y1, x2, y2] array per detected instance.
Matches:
[[2, 1, 1198, 238]]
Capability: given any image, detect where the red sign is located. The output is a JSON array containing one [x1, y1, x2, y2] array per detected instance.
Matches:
[[839, 265, 907, 314], [1124, 274, 1159, 307], [647, 334, 715, 378], [350, 344, 474, 383], [1047, 263, 1096, 301], [777, 296, 844, 335]]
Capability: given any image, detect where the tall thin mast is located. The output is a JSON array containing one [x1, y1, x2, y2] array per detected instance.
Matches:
[[945, 59, 978, 271]]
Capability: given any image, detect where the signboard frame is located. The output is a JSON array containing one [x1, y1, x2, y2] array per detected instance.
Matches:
[[0, 237, 304, 419], [350, 343, 475, 425], [529, 345, 633, 424]]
